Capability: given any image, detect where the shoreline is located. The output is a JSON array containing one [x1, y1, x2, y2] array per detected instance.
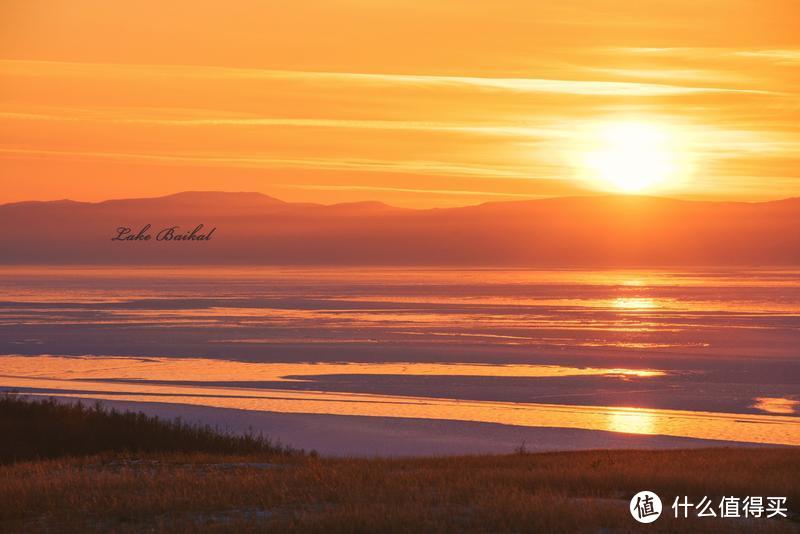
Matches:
[[20, 395, 776, 457]]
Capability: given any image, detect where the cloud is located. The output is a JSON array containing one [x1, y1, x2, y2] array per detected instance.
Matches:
[[0, 59, 773, 97], [610, 46, 800, 66], [0, 147, 537, 180], [733, 49, 800, 64], [0, 110, 570, 139]]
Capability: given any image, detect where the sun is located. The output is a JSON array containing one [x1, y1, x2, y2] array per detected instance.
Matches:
[[581, 121, 683, 194]]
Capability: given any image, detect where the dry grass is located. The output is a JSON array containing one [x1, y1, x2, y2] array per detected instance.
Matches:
[[1, 395, 797, 532], [0, 394, 295, 461], [1, 448, 798, 533]]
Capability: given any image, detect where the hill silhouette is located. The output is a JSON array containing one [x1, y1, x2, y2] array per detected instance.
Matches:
[[1, 191, 798, 266]]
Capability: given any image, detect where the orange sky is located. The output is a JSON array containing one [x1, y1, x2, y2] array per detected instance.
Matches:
[[2, 0, 800, 207]]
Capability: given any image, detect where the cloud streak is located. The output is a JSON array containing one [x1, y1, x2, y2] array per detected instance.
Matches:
[[0, 147, 539, 181], [0, 60, 774, 97]]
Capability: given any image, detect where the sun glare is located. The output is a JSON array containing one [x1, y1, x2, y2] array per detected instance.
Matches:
[[608, 409, 656, 435], [581, 121, 687, 194]]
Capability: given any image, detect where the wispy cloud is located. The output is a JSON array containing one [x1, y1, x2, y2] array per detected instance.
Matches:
[[733, 49, 800, 64], [611, 46, 800, 66], [0, 147, 537, 180], [0, 110, 569, 139], [0, 59, 773, 96]]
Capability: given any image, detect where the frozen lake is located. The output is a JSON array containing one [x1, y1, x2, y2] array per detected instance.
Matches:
[[1, 267, 798, 454]]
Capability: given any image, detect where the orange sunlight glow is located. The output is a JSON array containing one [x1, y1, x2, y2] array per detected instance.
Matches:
[[580, 120, 692, 194], [2, 0, 800, 205]]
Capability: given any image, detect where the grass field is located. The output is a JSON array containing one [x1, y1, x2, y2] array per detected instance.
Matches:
[[1, 395, 797, 533]]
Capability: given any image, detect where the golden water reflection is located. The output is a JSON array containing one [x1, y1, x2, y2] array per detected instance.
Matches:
[[1, 356, 798, 446], [752, 397, 799, 415], [0, 356, 664, 382]]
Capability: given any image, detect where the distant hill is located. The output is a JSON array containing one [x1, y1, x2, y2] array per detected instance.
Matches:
[[1, 191, 799, 266]]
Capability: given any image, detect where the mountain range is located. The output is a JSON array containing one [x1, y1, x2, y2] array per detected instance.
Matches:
[[1, 191, 799, 266]]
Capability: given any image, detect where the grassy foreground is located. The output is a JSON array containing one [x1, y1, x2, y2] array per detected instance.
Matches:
[[0, 394, 294, 461], [1, 396, 798, 533]]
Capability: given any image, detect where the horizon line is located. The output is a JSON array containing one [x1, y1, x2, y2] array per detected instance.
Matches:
[[2, 190, 800, 211]]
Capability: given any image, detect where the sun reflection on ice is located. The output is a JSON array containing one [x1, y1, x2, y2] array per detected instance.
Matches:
[[613, 297, 659, 310], [608, 409, 657, 435], [621, 279, 645, 287]]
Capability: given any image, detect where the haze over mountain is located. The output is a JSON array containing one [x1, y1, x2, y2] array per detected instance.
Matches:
[[1, 191, 799, 266]]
